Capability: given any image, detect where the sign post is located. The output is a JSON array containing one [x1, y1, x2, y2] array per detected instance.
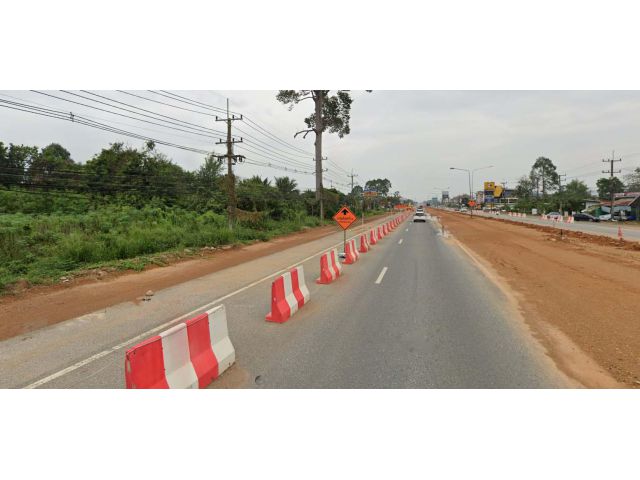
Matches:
[[333, 205, 357, 254]]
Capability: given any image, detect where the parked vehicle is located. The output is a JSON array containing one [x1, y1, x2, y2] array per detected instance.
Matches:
[[546, 212, 562, 220], [573, 213, 600, 222]]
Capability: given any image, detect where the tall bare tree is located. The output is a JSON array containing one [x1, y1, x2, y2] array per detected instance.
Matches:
[[276, 90, 353, 221]]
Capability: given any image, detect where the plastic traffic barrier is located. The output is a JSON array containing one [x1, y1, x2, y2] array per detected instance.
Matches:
[[344, 238, 360, 264], [316, 248, 343, 284], [378, 225, 385, 239], [359, 233, 370, 253], [125, 304, 235, 389], [369, 228, 378, 245], [266, 265, 310, 323]]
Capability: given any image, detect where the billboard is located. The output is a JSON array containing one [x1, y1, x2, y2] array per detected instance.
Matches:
[[484, 181, 495, 192], [442, 190, 449, 201]]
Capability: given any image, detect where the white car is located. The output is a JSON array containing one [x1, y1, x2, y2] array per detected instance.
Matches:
[[413, 211, 427, 222]]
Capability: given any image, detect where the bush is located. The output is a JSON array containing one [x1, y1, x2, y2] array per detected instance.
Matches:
[[0, 204, 324, 293]]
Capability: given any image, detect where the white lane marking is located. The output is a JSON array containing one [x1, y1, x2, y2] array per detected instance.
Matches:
[[375, 267, 388, 285], [24, 217, 395, 389], [398, 239, 403, 245]]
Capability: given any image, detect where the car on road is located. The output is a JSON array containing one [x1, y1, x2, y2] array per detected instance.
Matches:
[[413, 211, 427, 222], [546, 212, 562, 220], [573, 212, 600, 222], [598, 213, 612, 221]]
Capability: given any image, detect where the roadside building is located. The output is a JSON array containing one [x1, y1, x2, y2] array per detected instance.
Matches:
[[598, 192, 640, 220]]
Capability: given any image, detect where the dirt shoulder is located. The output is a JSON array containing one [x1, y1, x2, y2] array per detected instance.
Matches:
[[430, 208, 640, 388], [0, 214, 390, 341]]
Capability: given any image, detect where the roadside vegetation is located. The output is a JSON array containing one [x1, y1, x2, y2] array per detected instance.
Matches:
[[0, 140, 391, 293], [484, 156, 638, 214]]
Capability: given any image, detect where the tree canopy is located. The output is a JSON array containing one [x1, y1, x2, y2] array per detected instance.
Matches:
[[596, 176, 625, 199]]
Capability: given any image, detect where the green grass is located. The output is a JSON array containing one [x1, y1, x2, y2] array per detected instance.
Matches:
[[0, 205, 321, 293]]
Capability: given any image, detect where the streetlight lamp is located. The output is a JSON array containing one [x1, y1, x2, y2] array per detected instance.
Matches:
[[450, 166, 493, 217]]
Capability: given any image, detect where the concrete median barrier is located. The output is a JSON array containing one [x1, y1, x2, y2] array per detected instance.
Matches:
[[125, 304, 235, 389], [266, 265, 310, 323], [316, 248, 343, 284]]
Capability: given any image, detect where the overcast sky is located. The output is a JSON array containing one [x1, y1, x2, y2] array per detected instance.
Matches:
[[1, 90, 639, 201]]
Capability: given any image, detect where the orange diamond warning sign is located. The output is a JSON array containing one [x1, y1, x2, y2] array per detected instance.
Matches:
[[333, 205, 357, 230]]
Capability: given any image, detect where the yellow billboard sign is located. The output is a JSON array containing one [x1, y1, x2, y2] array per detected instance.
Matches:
[[484, 181, 495, 192]]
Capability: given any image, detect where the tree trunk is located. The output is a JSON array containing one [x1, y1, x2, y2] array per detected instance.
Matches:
[[314, 91, 324, 223]]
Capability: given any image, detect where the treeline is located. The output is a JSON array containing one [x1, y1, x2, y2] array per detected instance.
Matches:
[[0, 140, 358, 219], [512, 156, 640, 213], [0, 139, 394, 292]]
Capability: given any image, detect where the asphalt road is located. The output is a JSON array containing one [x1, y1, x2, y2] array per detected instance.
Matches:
[[466, 210, 640, 242], [0, 214, 570, 388]]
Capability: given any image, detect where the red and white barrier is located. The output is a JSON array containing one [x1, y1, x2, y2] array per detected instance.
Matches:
[[369, 228, 378, 245], [567, 216, 574, 224], [359, 233, 370, 253], [344, 238, 360, 264], [378, 225, 385, 239], [316, 248, 343, 284], [125, 304, 235, 389], [266, 265, 310, 323]]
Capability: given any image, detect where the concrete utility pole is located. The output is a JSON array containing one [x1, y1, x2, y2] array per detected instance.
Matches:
[[348, 168, 360, 213], [314, 91, 325, 223], [602, 150, 622, 219], [215, 99, 245, 230], [348, 169, 358, 194], [558, 173, 567, 215]]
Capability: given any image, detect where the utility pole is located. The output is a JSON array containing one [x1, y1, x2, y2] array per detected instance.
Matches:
[[602, 150, 622, 219], [348, 169, 358, 194], [314, 91, 325, 223], [348, 169, 359, 213], [558, 173, 566, 215], [215, 99, 245, 230]]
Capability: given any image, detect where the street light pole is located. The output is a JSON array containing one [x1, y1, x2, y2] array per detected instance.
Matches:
[[450, 166, 494, 218], [450, 167, 473, 217]]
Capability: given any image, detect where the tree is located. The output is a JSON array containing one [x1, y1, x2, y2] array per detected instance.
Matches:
[[514, 175, 535, 199], [596, 176, 625, 199], [364, 178, 392, 196], [561, 179, 590, 212], [623, 167, 640, 192], [274, 176, 298, 200], [530, 157, 559, 197], [276, 90, 354, 221], [1, 144, 39, 188], [28, 143, 77, 187]]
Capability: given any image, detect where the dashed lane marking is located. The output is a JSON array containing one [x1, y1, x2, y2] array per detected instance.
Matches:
[[375, 267, 388, 285]]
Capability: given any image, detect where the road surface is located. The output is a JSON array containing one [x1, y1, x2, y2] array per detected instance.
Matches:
[[464, 209, 640, 242], [0, 214, 571, 388]]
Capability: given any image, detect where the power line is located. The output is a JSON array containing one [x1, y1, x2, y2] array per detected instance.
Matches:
[[79, 90, 228, 137], [113, 90, 314, 163], [0, 96, 350, 182], [31, 91, 225, 142], [155, 90, 315, 157]]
